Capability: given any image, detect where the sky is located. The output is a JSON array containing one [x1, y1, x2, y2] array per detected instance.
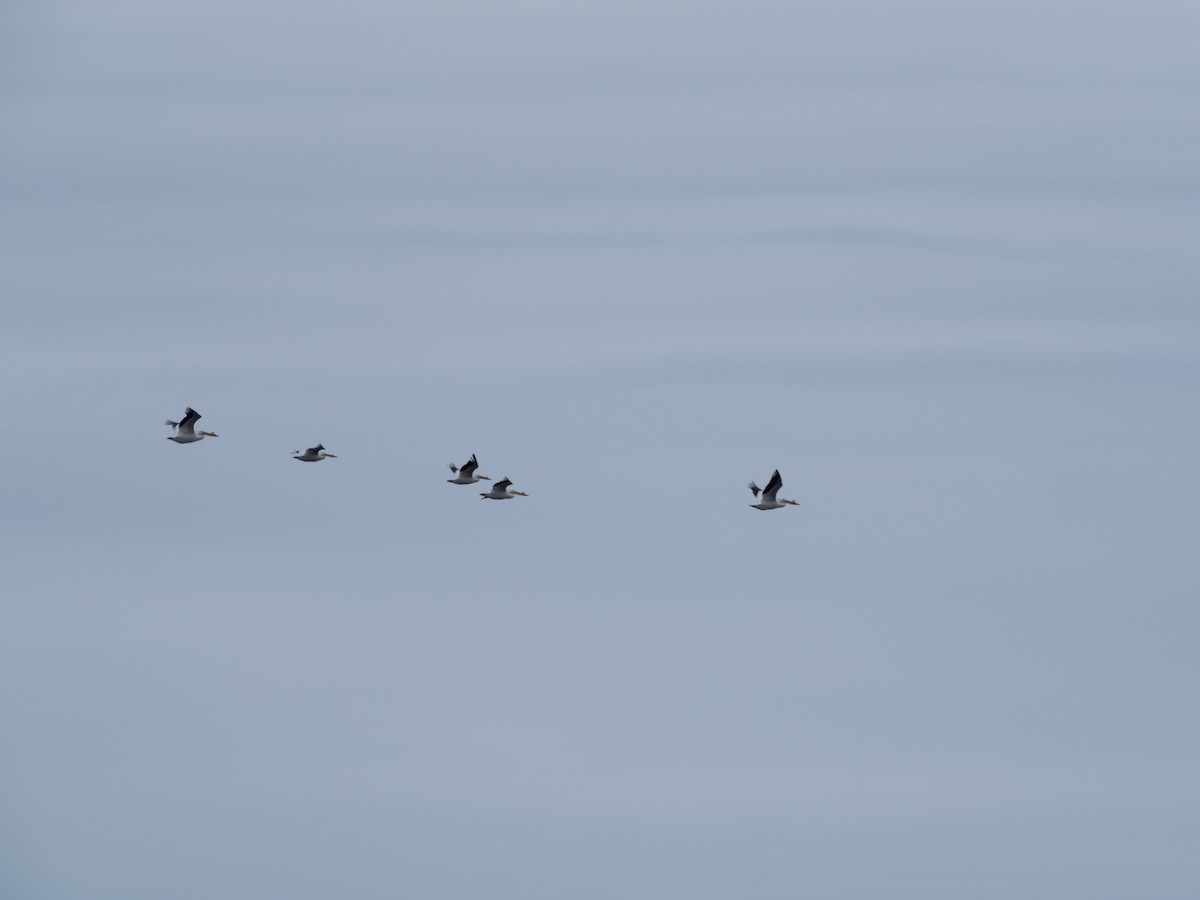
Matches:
[[2, 1, 1199, 898]]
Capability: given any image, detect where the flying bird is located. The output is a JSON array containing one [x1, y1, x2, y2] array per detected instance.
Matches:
[[748, 469, 798, 510], [165, 407, 218, 443], [292, 444, 337, 462], [447, 453, 490, 484], [481, 477, 528, 500]]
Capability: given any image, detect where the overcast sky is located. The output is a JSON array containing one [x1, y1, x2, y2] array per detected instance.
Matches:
[[2, 2, 1199, 898]]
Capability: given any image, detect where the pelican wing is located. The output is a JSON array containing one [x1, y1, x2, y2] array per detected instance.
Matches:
[[762, 469, 783, 502], [170, 407, 200, 435], [305, 445, 322, 456], [748, 481, 761, 497], [494, 477, 513, 492], [460, 454, 480, 476]]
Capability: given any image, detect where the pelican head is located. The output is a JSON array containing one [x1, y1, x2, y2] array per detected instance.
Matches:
[[199, 431, 219, 437]]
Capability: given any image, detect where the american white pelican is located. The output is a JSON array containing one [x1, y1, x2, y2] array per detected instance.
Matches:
[[748, 469, 798, 510], [292, 444, 337, 462], [165, 407, 218, 443], [481, 477, 528, 500], [447, 453, 490, 484]]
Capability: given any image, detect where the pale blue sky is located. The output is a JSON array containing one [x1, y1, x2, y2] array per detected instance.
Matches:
[[2, 2, 1199, 898]]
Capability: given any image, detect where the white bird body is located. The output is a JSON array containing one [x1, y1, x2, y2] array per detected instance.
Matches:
[[448, 454, 490, 484], [292, 444, 337, 462], [166, 407, 218, 444], [748, 469, 798, 510], [481, 477, 528, 500]]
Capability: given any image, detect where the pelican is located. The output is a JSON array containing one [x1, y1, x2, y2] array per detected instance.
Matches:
[[447, 453, 490, 484], [481, 477, 528, 500], [165, 407, 218, 443], [292, 444, 337, 462], [748, 469, 798, 510]]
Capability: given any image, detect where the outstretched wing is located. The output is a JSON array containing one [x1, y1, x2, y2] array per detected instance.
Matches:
[[494, 477, 513, 492], [460, 454, 480, 476], [169, 407, 200, 435], [747, 481, 761, 497], [762, 469, 783, 502]]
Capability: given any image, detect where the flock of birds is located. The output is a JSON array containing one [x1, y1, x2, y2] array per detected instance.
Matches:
[[166, 406, 799, 509]]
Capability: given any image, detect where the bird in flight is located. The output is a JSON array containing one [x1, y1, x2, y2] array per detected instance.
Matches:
[[165, 407, 218, 444], [292, 444, 337, 462], [447, 453, 490, 484], [480, 477, 528, 500], [748, 469, 797, 510]]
